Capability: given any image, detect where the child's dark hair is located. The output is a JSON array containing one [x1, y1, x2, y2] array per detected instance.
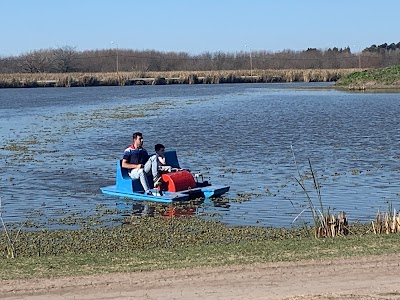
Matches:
[[155, 143, 165, 152]]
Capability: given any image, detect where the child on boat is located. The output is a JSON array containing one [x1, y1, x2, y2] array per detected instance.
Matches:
[[153, 143, 181, 187]]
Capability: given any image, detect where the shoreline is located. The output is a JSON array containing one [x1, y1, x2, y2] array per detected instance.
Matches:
[[1, 217, 400, 280], [0, 69, 354, 88], [2, 66, 400, 90]]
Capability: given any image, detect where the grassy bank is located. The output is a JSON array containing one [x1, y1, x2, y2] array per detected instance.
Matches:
[[336, 65, 400, 90], [1, 217, 400, 280], [0, 69, 356, 88]]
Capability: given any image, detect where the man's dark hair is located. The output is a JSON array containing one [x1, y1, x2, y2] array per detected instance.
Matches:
[[133, 132, 142, 140], [155, 143, 165, 152]]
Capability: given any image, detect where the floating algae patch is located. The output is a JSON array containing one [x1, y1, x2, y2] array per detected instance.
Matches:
[[147, 100, 176, 110], [2, 143, 29, 152], [0, 217, 304, 258], [222, 193, 264, 203], [0, 216, 375, 259], [109, 111, 150, 119], [185, 97, 215, 105], [19, 136, 40, 145], [47, 213, 119, 228], [220, 168, 252, 174], [107, 100, 176, 120], [70, 100, 176, 123], [351, 169, 362, 175]]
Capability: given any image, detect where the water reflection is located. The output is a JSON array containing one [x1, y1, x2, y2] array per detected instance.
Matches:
[[117, 197, 231, 221]]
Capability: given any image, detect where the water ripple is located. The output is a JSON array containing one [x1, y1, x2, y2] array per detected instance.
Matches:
[[1, 83, 400, 228]]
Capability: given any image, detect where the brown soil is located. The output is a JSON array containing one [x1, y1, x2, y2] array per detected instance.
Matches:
[[1, 254, 400, 300]]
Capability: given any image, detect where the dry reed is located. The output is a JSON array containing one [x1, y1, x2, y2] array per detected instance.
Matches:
[[291, 146, 349, 238], [372, 207, 400, 234], [0, 69, 357, 88]]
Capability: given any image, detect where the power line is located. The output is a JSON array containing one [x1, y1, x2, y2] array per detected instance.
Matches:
[[1, 50, 399, 73], [1, 50, 400, 62]]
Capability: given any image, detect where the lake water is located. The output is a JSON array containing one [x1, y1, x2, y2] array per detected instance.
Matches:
[[1, 83, 400, 229]]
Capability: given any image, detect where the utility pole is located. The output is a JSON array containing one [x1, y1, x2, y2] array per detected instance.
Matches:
[[245, 45, 253, 77], [354, 44, 361, 69], [111, 42, 119, 74], [250, 50, 253, 77]]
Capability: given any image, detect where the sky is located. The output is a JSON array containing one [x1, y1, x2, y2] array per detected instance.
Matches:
[[1, 0, 399, 56]]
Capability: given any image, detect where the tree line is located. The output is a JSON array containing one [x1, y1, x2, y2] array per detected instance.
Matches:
[[1, 43, 400, 74], [364, 42, 400, 53]]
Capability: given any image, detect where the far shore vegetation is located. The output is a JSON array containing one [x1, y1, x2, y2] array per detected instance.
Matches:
[[0, 69, 355, 88], [1, 41, 400, 88], [336, 64, 400, 90], [2, 66, 400, 89]]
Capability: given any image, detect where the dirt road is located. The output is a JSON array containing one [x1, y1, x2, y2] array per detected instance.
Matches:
[[1, 254, 400, 300]]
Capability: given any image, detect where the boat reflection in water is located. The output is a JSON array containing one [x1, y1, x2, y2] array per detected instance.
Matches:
[[117, 197, 230, 221]]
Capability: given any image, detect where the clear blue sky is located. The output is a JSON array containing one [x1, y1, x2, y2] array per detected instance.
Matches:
[[1, 0, 399, 56]]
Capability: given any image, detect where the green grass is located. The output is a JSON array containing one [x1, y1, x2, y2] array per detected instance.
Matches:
[[1, 234, 400, 280], [1, 218, 400, 280], [336, 64, 400, 86]]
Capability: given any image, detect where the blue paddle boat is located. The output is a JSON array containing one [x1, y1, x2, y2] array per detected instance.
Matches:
[[101, 150, 230, 203]]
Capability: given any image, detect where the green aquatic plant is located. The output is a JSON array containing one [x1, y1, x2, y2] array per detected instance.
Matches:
[[290, 146, 348, 238], [0, 197, 27, 258], [290, 146, 320, 226], [0, 197, 13, 258]]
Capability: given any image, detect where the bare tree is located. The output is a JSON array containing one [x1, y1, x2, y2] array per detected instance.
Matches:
[[19, 49, 52, 73], [53, 46, 78, 72], [1, 42, 400, 74]]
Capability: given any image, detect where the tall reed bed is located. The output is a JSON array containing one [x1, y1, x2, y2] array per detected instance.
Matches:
[[372, 203, 400, 234], [0, 69, 357, 88]]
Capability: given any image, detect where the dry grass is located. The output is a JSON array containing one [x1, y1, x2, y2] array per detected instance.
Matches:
[[0, 69, 358, 88], [316, 211, 349, 238]]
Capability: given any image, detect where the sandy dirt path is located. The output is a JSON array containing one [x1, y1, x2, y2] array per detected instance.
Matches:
[[1, 254, 400, 300]]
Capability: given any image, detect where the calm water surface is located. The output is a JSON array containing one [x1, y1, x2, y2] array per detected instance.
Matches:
[[1, 83, 399, 228]]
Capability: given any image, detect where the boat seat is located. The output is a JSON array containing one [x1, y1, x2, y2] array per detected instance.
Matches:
[[116, 150, 181, 193], [119, 160, 131, 180], [163, 149, 181, 169]]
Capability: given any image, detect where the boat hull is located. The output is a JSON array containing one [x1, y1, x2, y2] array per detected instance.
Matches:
[[101, 184, 230, 203], [100, 150, 230, 203]]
